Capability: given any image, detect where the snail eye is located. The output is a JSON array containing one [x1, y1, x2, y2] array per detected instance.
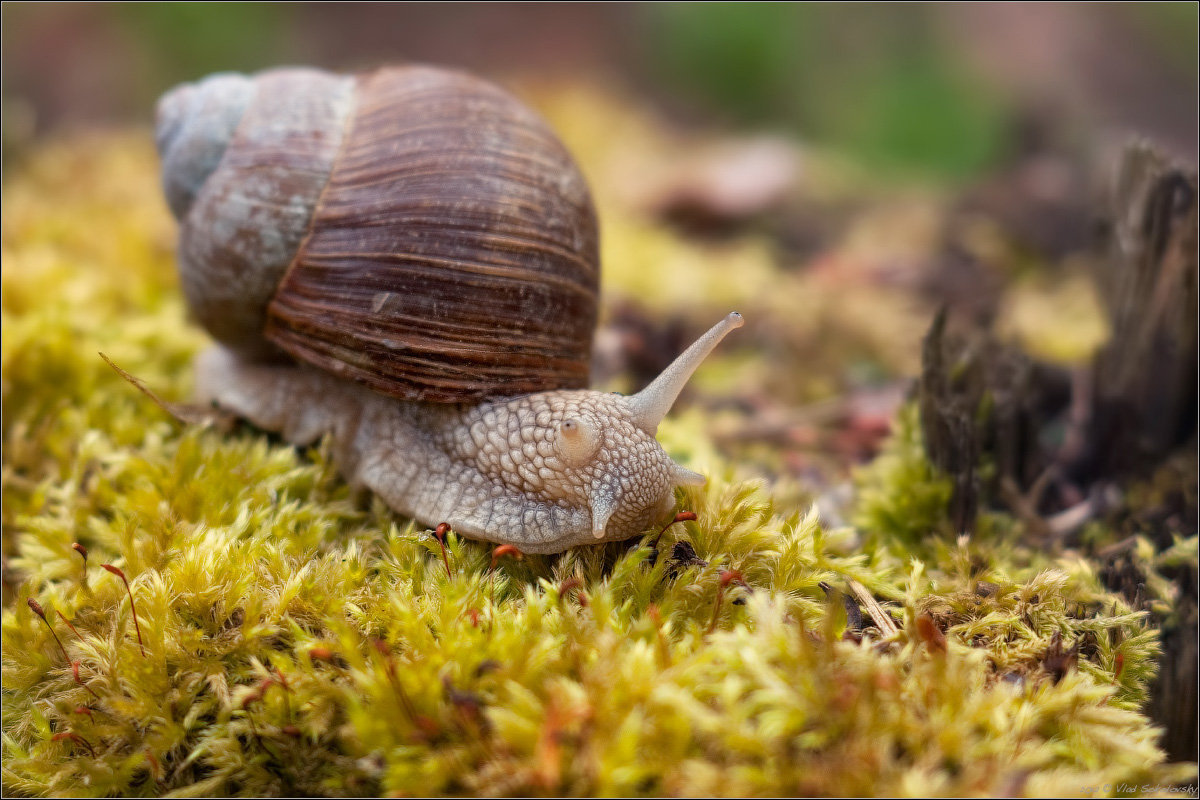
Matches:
[[556, 417, 601, 466]]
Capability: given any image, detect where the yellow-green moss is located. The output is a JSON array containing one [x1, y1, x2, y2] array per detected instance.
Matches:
[[852, 403, 956, 549], [3, 124, 1194, 797]]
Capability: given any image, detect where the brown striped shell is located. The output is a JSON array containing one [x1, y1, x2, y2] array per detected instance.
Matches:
[[156, 65, 600, 402]]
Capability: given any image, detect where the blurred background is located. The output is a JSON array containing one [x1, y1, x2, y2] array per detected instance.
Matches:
[[3, 2, 1197, 484], [3, 2, 1197, 175]]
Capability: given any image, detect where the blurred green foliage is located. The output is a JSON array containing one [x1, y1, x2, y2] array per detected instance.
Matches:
[[1129, 2, 1199, 75], [127, 2, 1005, 180], [3, 3, 1193, 182], [116, 3, 289, 100], [644, 3, 1010, 181]]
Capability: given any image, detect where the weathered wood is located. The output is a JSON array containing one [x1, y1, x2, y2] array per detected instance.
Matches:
[[916, 142, 1197, 761], [1090, 143, 1197, 764], [918, 309, 1047, 533], [1070, 142, 1198, 483], [918, 308, 981, 533]]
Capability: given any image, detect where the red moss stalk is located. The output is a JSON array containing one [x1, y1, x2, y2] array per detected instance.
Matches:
[[433, 522, 454, 578], [489, 545, 524, 626], [145, 749, 163, 782], [915, 613, 947, 654], [707, 570, 746, 634], [275, 667, 293, 718], [27, 598, 69, 662], [490, 544, 523, 571], [372, 638, 437, 737], [652, 510, 698, 550], [308, 646, 336, 664], [556, 578, 583, 605], [56, 610, 83, 640], [72, 660, 101, 699], [101, 564, 145, 656], [72, 542, 89, 586], [51, 731, 96, 758], [241, 678, 275, 710]]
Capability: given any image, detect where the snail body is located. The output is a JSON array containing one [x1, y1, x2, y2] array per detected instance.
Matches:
[[158, 65, 741, 553]]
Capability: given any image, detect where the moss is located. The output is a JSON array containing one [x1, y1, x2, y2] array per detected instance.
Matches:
[[3, 130, 1195, 796], [851, 403, 956, 550]]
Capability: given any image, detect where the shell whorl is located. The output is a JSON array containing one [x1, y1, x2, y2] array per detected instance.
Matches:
[[158, 65, 600, 399], [157, 68, 354, 360], [155, 72, 255, 219]]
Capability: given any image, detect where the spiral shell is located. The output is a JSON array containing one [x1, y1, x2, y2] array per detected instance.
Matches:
[[156, 65, 600, 402]]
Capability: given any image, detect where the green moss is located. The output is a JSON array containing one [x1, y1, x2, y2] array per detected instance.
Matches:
[[851, 403, 955, 550], [3, 133, 1193, 796]]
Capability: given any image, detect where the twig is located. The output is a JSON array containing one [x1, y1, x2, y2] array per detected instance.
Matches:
[[845, 578, 899, 638], [100, 352, 235, 430]]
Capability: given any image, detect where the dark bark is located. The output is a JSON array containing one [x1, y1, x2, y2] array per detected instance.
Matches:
[[918, 142, 1198, 761], [1067, 142, 1198, 484], [1089, 144, 1197, 764]]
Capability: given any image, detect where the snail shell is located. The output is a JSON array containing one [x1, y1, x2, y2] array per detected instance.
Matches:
[[156, 65, 599, 402]]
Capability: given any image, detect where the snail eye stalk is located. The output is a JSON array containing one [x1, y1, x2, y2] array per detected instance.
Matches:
[[625, 312, 744, 435]]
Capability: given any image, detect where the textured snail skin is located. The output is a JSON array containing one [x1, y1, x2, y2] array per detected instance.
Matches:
[[195, 314, 743, 553]]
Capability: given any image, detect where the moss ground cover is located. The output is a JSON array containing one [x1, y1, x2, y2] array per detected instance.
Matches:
[[3, 113, 1194, 796]]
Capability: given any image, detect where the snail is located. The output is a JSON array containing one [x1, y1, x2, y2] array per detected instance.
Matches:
[[155, 65, 742, 554]]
